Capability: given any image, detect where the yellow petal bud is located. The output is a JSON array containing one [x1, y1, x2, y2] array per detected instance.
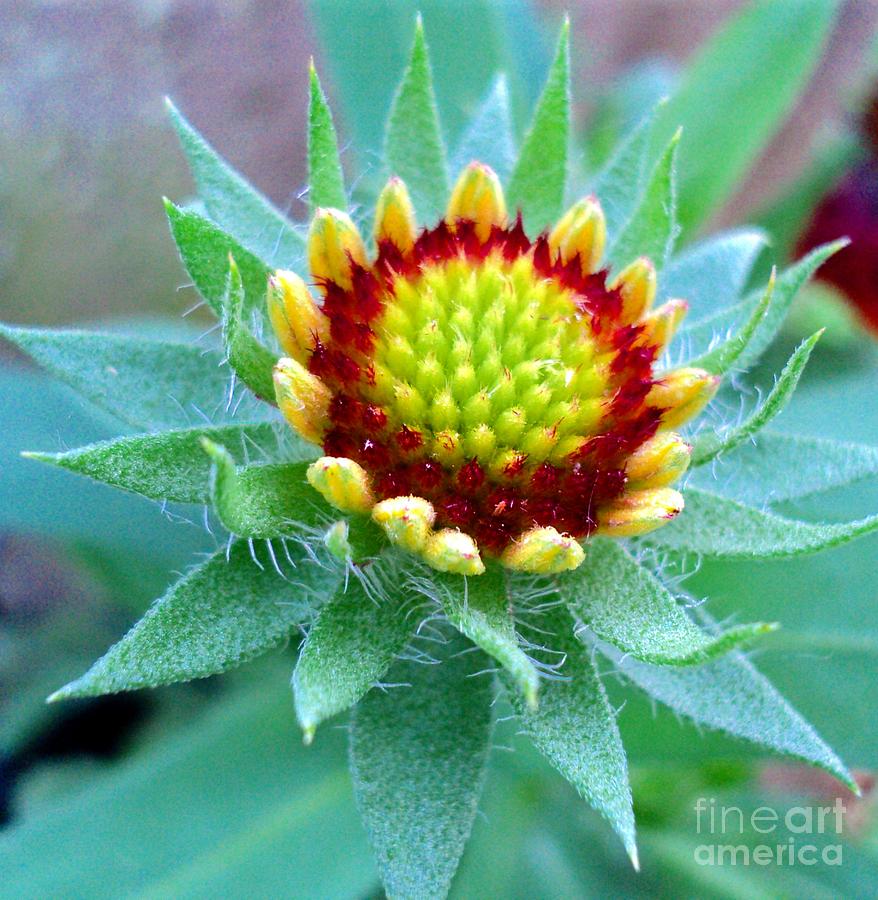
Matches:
[[639, 298, 688, 355], [273, 358, 331, 445], [422, 529, 485, 576], [548, 197, 606, 274], [648, 367, 720, 429], [447, 162, 507, 242], [596, 487, 684, 537], [501, 526, 585, 574], [267, 270, 326, 364], [306, 457, 375, 515], [374, 177, 417, 253], [372, 495, 436, 553], [308, 207, 367, 290], [625, 433, 691, 489], [610, 257, 657, 323]]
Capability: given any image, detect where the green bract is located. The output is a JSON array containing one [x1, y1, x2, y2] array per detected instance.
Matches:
[[5, 6, 876, 898]]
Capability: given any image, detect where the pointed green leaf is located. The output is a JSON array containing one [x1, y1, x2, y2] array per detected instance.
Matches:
[[308, 64, 347, 212], [293, 565, 414, 739], [562, 538, 775, 665], [507, 18, 570, 232], [49, 540, 340, 699], [0, 323, 249, 431], [203, 444, 315, 538], [384, 18, 449, 221], [661, 228, 766, 321], [165, 199, 270, 316], [647, 486, 878, 559], [350, 632, 494, 899], [614, 643, 854, 789], [507, 604, 637, 866], [692, 331, 821, 465], [677, 240, 843, 365], [166, 98, 304, 267], [690, 430, 878, 506], [652, 0, 838, 238], [684, 271, 773, 375], [428, 563, 540, 709], [22, 422, 295, 504], [608, 130, 679, 272], [451, 74, 516, 182], [589, 105, 657, 242], [222, 257, 278, 402]]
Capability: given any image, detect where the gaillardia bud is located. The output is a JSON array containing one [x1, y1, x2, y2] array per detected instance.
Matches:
[[270, 163, 717, 575]]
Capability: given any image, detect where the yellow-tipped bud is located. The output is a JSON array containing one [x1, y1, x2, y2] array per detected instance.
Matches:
[[639, 299, 688, 354], [267, 270, 326, 364], [548, 197, 606, 273], [625, 432, 691, 489], [273, 358, 331, 445], [372, 495, 436, 553], [308, 207, 367, 290], [611, 257, 657, 323], [447, 162, 507, 242], [648, 367, 720, 429], [596, 487, 684, 537], [375, 177, 417, 253], [306, 457, 375, 515], [422, 529, 485, 576], [501, 526, 585, 574]]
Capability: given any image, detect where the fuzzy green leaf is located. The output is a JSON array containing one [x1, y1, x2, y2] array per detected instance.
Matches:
[[690, 430, 878, 506], [507, 604, 637, 866], [165, 200, 270, 316], [22, 422, 295, 505], [293, 566, 415, 740], [451, 74, 516, 182], [506, 18, 570, 232], [609, 130, 679, 272], [647, 487, 878, 559], [653, 0, 838, 238], [203, 444, 315, 538], [222, 257, 278, 402], [166, 98, 304, 267], [50, 540, 339, 700], [350, 632, 494, 900], [563, 538, 775, 665], [659, 228, 766, 319], [589, 105, 657, 242], [384, 18, 449, 222], [428, 564, 540, 709], [684, 271, 772, 375], [308, 64, 347, 212], [615, 644, 854, 789], [692, 331, 821, 465], [0, 323, 246, 431]]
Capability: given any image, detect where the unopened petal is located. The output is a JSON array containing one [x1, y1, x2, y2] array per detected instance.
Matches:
[[308, 207, 367, 290], [648, 367, 720, 429], [273, 358, 331, 445], [501, 526, 585, 574], [625, 432, 691, 489], [375, 177, 417, 253], [639, 299, 688, 355], [267, 270, 326, 363], [596, 487, 684, 537], [548, 197, 606, 273], [372, 495, 436, 552], [306, 456, 375, 514], [610, 257, 657, 323], [447, 162, 507, 242], [422, 529, 485, 575]]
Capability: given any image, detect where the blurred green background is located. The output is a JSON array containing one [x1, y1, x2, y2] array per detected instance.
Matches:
[[2, 1, 878, 897]]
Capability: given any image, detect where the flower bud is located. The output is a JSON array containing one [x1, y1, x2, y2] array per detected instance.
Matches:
[[273, 358, 331, 445], [306, 457, 375, 514], [372, 495, 436, 552], [610, 257, 657, 323], [308, 207, 367, 290], [597, 487, 684, 537], [375, 177, 417, 253], [549, 197, 606, 273], [501, 526, 585, 574], [447, 162, 507, 241], [625, 432, 691, 489], [422, 529, 485, 575], [648, 367, 720, 429], [267, 270, 326, 364]]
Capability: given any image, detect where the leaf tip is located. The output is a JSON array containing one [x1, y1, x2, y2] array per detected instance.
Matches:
[[302, 723, 316, 746], [627, 842, 640, 872]]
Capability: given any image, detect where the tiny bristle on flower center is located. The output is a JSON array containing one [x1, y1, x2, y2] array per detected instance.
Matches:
[[297, 209, 682, 555]]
